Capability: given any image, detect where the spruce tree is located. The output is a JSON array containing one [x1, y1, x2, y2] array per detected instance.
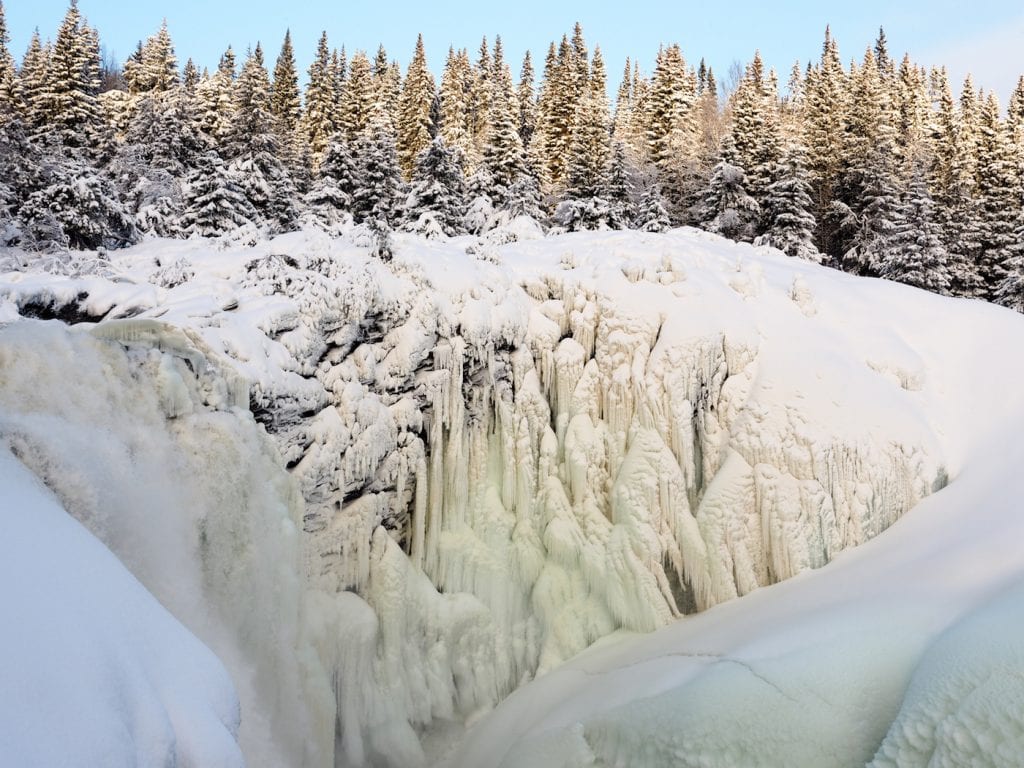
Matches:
[[305, 134, 357, 230], [270, 30, 301, 133], [699, 136, 760, 241], [16, 31, 49, 126], [229, 43, 297, 232], [438, 47, 474, 169], [304, 32, 337, 160], [646, 43, 699, 220], [804, 27, 847, 259], [402, 135, 466, 236], [0, 1, 16, 109], [633, 178, 671, 232], [882, 165, 950, 292], [754, 138, 820, 261], [517, 51, 537, 148], [338, 50, 374, 141], [180, 150, 255, 236], [975, 93, 1021, 299], [195, 47, 236, 147], [397, 34, 436, 179], [138, 20, 178, 93], [42, 0, 100, 142], [730, 51, 781, 217], [351, 108, 402, 226], [482, 37, 525, 204]]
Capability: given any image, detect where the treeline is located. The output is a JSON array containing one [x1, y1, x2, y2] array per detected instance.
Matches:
[[0, 2, 1022, 309]]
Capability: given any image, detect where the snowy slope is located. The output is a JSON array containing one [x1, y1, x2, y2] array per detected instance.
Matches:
[[2, 225, 1022, 766], [0, 447, 244, 767]]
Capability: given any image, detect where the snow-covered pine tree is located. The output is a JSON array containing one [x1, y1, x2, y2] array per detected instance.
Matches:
[[138, 20, 178, 94], [304, 133, 357, 231], [303, 32, 336, 160], [16, 32, 49, 127], [228, 43, 297, 233], [338, 50, 374, 142], [182, 58, 199, 92], [605, 139, 635, 223], [40, 0, 100, 144], [564, 44, 611, 201], [351, 107, 402, 226], [505, 172, 544, 222], [882, 164, 950, 292], [0, 1, 16, 109], [402, 135, 466, 236], [180, 149, 255, 237], [467, 36, 492, 168], [804, 27, 847, 259], [482, 36, 525, 207], [195, 47, 236, 148], [699, 136, 760, 241], [729, 51, 781, 221], [754, 137, 820, 261], [463, 166, 495, 234], [633, 177, 671, 232], [516, 51, 537, 148], [438, 47, 474, 170], [397, 34, 435, 179], [21, 145, 136, 250], [975, 92, 1021, 300], [646, 43, 699, 222], [270, 30, 301, 134]]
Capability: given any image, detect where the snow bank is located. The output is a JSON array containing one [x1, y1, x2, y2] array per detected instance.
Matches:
[[0, 447, 243, 767]]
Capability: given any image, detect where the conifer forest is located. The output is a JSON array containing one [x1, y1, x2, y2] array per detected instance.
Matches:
[[1, 1, 1023, 311]]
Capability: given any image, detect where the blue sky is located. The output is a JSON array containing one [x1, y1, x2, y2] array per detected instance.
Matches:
[[6, 0, 1024, 102]]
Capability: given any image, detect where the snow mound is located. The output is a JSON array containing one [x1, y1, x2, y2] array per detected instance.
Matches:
[[0, 447, 243, 767]]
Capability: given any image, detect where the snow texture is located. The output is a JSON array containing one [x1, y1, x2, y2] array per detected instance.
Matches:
[[1, 225, 1021, 766]]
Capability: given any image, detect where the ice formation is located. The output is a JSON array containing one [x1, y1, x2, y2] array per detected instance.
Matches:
[[1, 226, 994, 767]]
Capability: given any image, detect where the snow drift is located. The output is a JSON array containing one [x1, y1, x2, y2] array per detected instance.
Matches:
[[1, 225, 1019, 766]]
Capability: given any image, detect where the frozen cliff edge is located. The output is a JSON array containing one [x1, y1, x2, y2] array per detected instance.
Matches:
[[2, 226, 1005, 766]]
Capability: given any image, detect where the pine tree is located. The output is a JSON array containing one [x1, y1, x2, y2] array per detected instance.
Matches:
[[804, 27, 847, 259], [564, 45, 611, 201], [195, 47, 236, 147], [699, 136, 760, 241], [229, 43, 297, 232], [304, 32, 337, 160], [270, 30, 301, 133], [517, 51, 536, 148], [0, 1, 16, 109], [402, 135, 466, 236], [182, 58, 199, 91], [482, 36, 525, 204], [754, 138, 820, 260], [180, 150, 255, 236], [22, 147, 136, 249], [305, 134, 357, 231], [975, 93, 1021, 299], [16, 31, 49, 126], [397, 34, 436, 179], [352, 109, 402, 226], [882, 165, 950, 291], [338, 50, 374, 141], [138, 20, 178, 93], [646, 43, 699, 220], [729, 51, 781, 216], [438, 47, 474, 169], [633, 177, 671, 232], [41, 0, 100, 142]]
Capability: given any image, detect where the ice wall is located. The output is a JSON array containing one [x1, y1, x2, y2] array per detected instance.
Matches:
[[0, 228, 948, 767]]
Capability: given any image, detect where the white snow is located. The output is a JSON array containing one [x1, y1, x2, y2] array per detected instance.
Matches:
[[0, 447, 243, 767], [2, 224, 1024, 767]]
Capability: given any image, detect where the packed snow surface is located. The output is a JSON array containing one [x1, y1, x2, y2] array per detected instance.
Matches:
[[2, 225, 1023, 767]]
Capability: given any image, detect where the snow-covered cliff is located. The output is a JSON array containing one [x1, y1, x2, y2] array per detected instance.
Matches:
[[3, 225, 1007, 767]]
